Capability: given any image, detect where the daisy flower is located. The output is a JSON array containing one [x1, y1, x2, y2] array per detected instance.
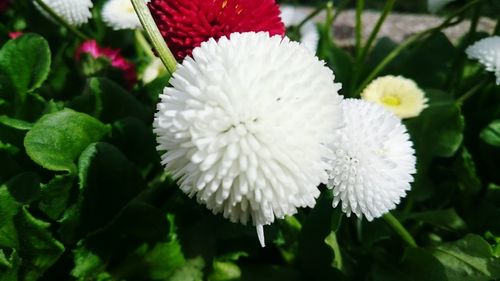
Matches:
[[35, 0, 93, 26], [280, 5, 320, 53], [148, 0, 285, 59], [102, 0, 150, 30], [153, 32, 343, 246], [466, 36, 500, 85], [361, 75, 428, 119], [327, 99, 416, 221], [142, 57, 166, 84], [75, 40, 137, 87]]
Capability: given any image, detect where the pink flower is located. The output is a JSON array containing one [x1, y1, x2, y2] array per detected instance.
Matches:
[[75, 40, 137, 87], [9, 32, 23, 39]]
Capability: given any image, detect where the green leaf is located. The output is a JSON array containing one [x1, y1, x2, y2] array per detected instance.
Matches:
[[0, 33, 51, 95], [0, 188, 20, 248], [404, 209, 466, 231], [14, 208, 65, 281], [209, 261, 241, 281], [169, 257, 205, 281], [0, 116, 32, 131], [0, 249, 20, 281], [24, 109, 110, 173], [71, 246, 108, 280], [109, 117, 158, 168], [4, 172, 40, 204], [372, 248, 447, 281], [324, 231, 343, 270], [0, 183, 64, 281], [69, 77, 149, 123], [431, 234, 500, 281], [59, 142, 147, 244], [480, 119, 500, 147], [38, 175, 74, 220], [454, 148, 482, 194], [406, 90, 464, 158]]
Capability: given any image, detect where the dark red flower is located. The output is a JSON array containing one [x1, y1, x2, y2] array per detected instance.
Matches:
[[0, 0, 10, 13], [148, 0, 285, 60], [75, 40, 137, 88]]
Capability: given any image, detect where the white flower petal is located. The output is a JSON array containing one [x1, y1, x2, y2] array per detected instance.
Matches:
[[35, 0, 93, 26], [466, 36, 500, 85], [327, 99, 416, 220], [102, 0, 149, 30], [154, 32, 343, 246]]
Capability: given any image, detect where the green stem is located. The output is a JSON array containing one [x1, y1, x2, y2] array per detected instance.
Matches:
[[296, 4, 325, 30], [358, 0, 396, 63], [134, 29, 155, 59], [355, 0, 482, 95], [332, 0, 352, 25], [33, 0, 88, 40], [383, 213, 417, 248], [131, 0, 177, 75], [494, 18, 500, 35], [457, 77, 489, 104], [355, 0, 365, 58]]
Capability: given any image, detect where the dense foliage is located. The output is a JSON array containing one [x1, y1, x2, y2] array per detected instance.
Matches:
[[0, 0, 499, 280]]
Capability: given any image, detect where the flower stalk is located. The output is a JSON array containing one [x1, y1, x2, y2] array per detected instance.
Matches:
[[33, 0, 88, 40], [354, 0, 365, 58], [131, 0, 177, 75], [383, 212, 417, 248], [355, 0, 483, 95]]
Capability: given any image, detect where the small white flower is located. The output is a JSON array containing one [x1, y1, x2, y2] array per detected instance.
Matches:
[[154, 32, 343, 246], [102, 0, 148, 30], [327, 99, 416, 221], [35, 0, 93, 26], [142, 58, 166, 84], [361, 75, 428, 119], [280, 5, 320, 53], [466, 36, 500, 85]]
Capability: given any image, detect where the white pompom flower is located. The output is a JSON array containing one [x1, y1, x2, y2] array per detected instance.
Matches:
[[280, 5, 320, 53], [327, 99, 416, 221], [35, 0, 93, 26], [102, 0, 149, 30], [466, 36, 500, 85], [154, 32, 343, 246]]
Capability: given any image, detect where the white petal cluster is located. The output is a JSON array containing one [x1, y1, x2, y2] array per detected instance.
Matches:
[[327, 99, 416, 221], [280, 5, 320, 53], [466, 36, 500, 85], [102, 0, 148, 30], [154, 32, 343, 246], [35, 0, 93, 26]]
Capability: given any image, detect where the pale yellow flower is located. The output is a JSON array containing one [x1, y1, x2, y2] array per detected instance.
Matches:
[[361, 75, 428, 119]]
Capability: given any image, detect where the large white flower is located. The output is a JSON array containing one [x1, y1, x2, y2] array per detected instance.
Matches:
[[327, 99, 416, 221], [466, 36, 500, 85], [154, 32, 343, 246], [35, 0, 93, 26], [102, 0, 148, 30], [280, 5, 320, 53]]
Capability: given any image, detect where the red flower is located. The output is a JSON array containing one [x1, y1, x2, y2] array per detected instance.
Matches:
[[0, 0, 10, 13], [9, 32, 23, 39], [148, 0, 285, 60], [75, 40, 137, 88]]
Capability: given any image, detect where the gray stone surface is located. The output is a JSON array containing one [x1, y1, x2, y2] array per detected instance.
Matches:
[[301, 8, 496, 46]]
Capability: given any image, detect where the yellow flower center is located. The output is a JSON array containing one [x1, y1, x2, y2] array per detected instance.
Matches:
[[381, 94, 401, 106]]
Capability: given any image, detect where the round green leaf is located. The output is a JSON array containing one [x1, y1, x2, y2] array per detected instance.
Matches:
[[0, 33, 51, 95], [24, 109, 110, 173], [480, 120, 500, 147]]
